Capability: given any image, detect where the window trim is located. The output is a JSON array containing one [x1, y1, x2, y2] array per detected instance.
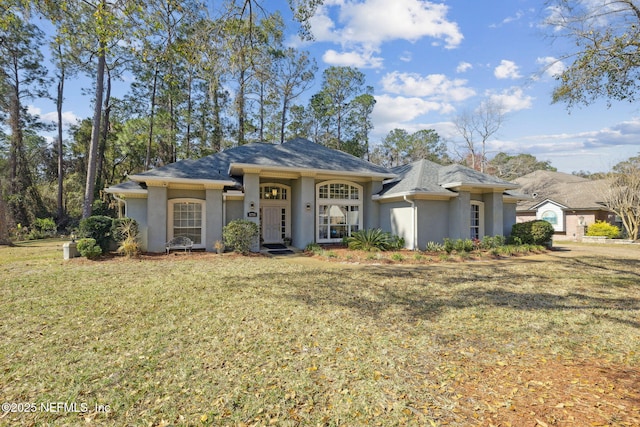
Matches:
[[167, 198, 206, 249], [470, 200, 485, 240], [316, 180, 363, 243]]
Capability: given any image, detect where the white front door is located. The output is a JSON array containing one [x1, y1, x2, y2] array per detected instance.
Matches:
[[262, 206, 282, 243]]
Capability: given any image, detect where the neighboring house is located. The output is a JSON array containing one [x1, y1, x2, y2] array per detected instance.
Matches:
[[514, 170, 617, 240], [106, 138, 523, 252]]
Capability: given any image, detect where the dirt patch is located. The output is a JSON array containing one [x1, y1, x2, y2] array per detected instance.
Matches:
[[453, 358, 640, 426]]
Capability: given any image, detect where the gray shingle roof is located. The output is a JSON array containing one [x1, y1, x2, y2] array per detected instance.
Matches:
[[438, 164, 519, 189], [379, 159, 519, 198], [379, 159, 453, 196], [130, 138, 393, 183]]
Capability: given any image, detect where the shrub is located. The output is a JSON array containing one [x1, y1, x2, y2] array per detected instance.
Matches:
[[511, 220, 554, 245], [346, 228, 395, 251], [223, 220, 259, 254], [113, 218, 141, 258], [390, 252, 405, 261], [425, 241, 444, 252], [453, 238, 475, 253], [111, 218, 138, 244], [28, 217, 57, 239], [79, 215, 114, 252], [480, 235, 505, 249], [443, 238, 455, 254], [586, 221, 620, 238], [305, 243, 322, 254], [77, 238, 102, 259], [388, 235, 406, 250]]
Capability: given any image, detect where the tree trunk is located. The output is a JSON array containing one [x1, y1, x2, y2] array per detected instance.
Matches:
[[96, 68, 111, 195], [0, 178, 9, 245], [145, 64, 158, 170], [82, 43, 106, 219], [56, 50, 65, 221], [8, 58, 28, 226], [279, 98, 288, 144]]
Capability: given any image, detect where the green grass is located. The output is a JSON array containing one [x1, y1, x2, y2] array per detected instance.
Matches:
[[1, 240, 639, 426]]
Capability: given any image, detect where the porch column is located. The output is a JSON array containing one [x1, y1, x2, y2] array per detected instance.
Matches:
[[484, 191, 503, 236], [364, 180, 382, 229], [205, 186, 224, 252], [243, 172, 260, 252], [146, 184, 167, 253], [292, 174, 315, 248], [448, 191, 470, 239]]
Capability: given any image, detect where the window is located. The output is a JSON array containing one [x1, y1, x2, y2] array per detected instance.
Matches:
[[470, 201, 484, 240], [168, 199, 205, 246], [317, 181, 362, 242], [541, 210, 557, 225], [260, 185, 287, 200]]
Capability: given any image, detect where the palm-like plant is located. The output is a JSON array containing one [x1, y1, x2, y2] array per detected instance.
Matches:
[[346, 228, 392, 251]]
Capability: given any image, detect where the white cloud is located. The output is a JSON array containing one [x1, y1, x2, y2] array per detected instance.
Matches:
[[494, 60, 522, 79], [456, 61, 472, 73], [323, 49, 384, 68], [372, 94, 452, 125], [309, 0, 463, 52], [28, 105, 79, 127], [536, 56, 565, 78], [399, 51, 412, 62], [486, 87, 533, 113], [380, 71, 476, 102]]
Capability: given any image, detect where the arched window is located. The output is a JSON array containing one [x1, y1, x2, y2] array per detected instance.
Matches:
[[316, 181, 362, 242], [168, 199, 206, 247], [541, 210, 557, 225]]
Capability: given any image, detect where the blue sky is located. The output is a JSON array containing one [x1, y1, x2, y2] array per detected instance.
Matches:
[[30, 0, 640, 173]]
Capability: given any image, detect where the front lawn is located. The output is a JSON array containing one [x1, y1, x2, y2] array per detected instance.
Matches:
[[1, 241, 638, 426]]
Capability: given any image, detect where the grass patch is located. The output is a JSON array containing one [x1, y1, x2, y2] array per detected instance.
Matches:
[[1, 240, 639, 426]]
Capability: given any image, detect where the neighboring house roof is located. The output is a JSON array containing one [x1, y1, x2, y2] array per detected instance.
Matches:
[[377, 159, 520, 199], [514, 170, 611, 211]]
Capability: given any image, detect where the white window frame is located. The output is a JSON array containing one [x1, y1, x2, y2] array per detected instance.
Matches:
[[470, 200, 485, 240], [316, 180, 363, 243], [168, 198, 206, 249]]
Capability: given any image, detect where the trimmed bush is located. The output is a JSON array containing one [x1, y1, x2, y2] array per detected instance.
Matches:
[[77, 238, 102, 259], [511, 220, 554, 245], [586, 221, 620, 238], [79, 215, 114, 252], [223, 220, 259, 254]]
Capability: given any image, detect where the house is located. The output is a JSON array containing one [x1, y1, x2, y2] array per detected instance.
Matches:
[[105, 138, 523, 252], [513, 170, 618, 240]]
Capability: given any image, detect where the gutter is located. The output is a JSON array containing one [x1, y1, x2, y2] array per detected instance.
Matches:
[[404, 195, 418, 251]]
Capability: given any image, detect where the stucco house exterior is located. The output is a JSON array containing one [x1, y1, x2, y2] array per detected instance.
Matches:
[[106, 138, 523, 252], [514, 170, 618, 240]]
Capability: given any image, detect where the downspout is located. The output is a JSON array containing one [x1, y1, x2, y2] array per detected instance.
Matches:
[[404, 195, 417, 251]]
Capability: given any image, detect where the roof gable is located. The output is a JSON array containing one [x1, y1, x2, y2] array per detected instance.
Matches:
[[378, 159, 519, 199], [438, 164, 519, 189]]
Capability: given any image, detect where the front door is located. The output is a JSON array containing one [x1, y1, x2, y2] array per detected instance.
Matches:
[[262, 206, 282, 243]]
